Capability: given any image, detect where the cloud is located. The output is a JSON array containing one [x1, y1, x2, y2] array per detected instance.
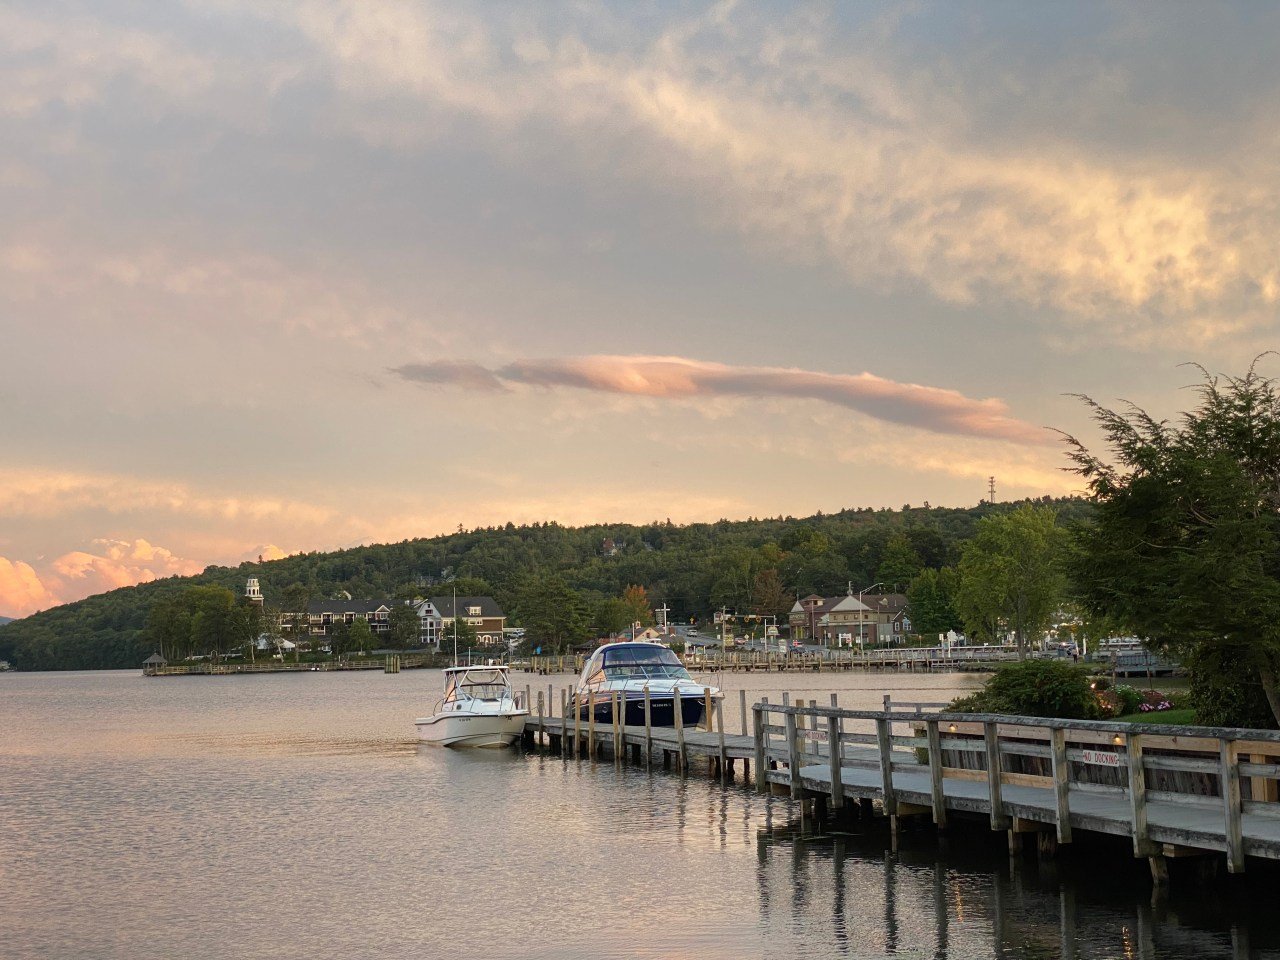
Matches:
[[242, 1, 1280, 345], [7, 2, 1278, 346], [0, 539, 204, 618], [0, 467, 337, 526], [394, 360, 507, 391], [0, 558, 60, 618], [393, 354, 1048, 444]]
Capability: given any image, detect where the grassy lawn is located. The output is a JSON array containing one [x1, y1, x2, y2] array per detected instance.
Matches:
[[1113, 707, 1197, 725]]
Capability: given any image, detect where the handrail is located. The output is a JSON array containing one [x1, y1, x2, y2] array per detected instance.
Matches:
[[752, 702, 1280, 742]]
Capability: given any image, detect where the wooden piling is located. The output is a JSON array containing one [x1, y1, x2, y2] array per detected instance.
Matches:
[[926, 718, 946, 828], [739, 689, 748, 737], [785, 709, 802, 800], [560, 688, 568, 756], [876, 716, 896, 815], [643, 684, 652, 768], [587, 691, 596, 759], [572, 688, 582, 759], [673, 688, 687, 774], [1126, 732, 1153, 856], [717, 698, 727, 780], [1049, 726, 1071, 843], [984, 722, 1008, 830], [1221, 739, 1244, 873], [753, 704, 766, 794]]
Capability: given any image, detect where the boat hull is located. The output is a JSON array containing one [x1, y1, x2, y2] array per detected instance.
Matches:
[[415, 711, 528, 748], [574, 694, 706, 728]]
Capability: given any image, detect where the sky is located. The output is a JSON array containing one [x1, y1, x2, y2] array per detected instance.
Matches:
[[3, 1, 1280, 617]]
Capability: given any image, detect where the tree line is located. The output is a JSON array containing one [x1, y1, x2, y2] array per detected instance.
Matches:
[[2, 498, 1074, 671], [5, 363, 1275, 727]]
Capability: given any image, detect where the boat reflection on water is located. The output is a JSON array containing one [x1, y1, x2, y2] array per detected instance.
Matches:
[[752, 810, 1277, 959]]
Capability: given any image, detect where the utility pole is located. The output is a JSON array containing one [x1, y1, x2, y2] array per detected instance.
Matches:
[[656, 602, 670, 632]]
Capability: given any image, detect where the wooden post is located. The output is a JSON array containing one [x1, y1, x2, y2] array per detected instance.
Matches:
[[876, 716, 896, 815], [524, 684, 532, 714], [926, 718, 945, 827], [560, 688, 568, 756], [827, 711, 844, 811], [643, 684, 652, 767], [717, 699, 727, 778], [1221, 739, 1245, 873], [673, 687, 687, 774], [704, 688, 713, 732], [1126, 732, 1153, 856], [612, 690, 622, 759], [587, 691, 596, 759], [786, 708, 802, 799], [754, 703, 767, 794], [984, 722, 1008, 829], [572, 688, 582, 759], [1050, 726, 1072, 843], [740, 689, 748, 737], [536, 690, 544, 747]]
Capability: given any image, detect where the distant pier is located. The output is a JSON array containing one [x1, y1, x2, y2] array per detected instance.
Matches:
[[519, 645, 1030, 675]]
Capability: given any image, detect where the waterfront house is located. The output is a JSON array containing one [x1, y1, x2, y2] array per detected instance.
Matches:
[[428, 595, 507, 647], [788, 592, 910, 646], [300, 599, 394, 638]]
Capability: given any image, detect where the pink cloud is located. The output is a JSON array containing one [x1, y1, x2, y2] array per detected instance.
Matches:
[[0, 558, 60, 617], [394, 354, 1049, 445], [0, 538, 204, 618]]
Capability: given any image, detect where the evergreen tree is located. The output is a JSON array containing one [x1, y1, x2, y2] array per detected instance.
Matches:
[[1064, 362, 1280, 724]]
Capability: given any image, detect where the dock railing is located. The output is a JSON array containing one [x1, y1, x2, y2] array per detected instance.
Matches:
[[752, 701, 1280, 872]]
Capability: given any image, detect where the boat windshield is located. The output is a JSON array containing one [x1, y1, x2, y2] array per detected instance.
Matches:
[[457, 683, 509, 701], [600, 645, 691, 680]]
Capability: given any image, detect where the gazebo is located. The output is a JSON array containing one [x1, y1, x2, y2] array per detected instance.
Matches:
[[142, 652, 168, 675]]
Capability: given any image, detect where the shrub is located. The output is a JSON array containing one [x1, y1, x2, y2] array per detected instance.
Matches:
[[1114, 685, 1142, 714], [1187, 656, 1276, 728], [947, 659, 1097, 719], [1094, 690, 1121, 718]]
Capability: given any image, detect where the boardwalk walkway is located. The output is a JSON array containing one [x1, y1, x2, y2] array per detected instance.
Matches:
[[522, 695, 1280, 882]]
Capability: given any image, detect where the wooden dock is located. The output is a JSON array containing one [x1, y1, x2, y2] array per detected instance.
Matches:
[[520, 687, 1280, 883], [518, 645, 1023, 676]]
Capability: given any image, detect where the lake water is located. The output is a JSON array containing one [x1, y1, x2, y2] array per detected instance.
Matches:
[[3, 668, 1279, 959]]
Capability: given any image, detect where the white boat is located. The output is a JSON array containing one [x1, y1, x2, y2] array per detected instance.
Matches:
[[572, 641, 720, 727], [415, 664, 529, 748]]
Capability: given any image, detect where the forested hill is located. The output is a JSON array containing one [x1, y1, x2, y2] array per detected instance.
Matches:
[[0, 617, 11, 626], [0, 497, 1092, 670]]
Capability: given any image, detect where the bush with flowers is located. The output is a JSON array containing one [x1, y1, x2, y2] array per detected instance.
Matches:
[[1137, 689, 1175, 713]]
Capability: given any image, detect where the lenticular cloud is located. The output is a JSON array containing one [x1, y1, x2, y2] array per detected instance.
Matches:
[[393, 355, 1047, 445]]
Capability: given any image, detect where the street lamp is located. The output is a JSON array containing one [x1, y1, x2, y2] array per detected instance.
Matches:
[[857, 581, 886, 649]]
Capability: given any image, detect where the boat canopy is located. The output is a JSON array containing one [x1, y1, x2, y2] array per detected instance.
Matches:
[[442, 666, 513, 703]]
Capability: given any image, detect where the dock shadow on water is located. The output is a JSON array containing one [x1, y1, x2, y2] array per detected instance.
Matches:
[[755, 802, 1280, 959]]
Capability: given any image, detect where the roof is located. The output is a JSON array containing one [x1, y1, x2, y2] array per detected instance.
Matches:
[[790, 592, 909, 616], [430, 595, 505, 618], [142, 653, 168, 664], [306, 599, 393, 615]]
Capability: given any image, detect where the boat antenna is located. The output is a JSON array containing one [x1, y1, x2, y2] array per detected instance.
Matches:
[[452, 585, 458, 668]]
